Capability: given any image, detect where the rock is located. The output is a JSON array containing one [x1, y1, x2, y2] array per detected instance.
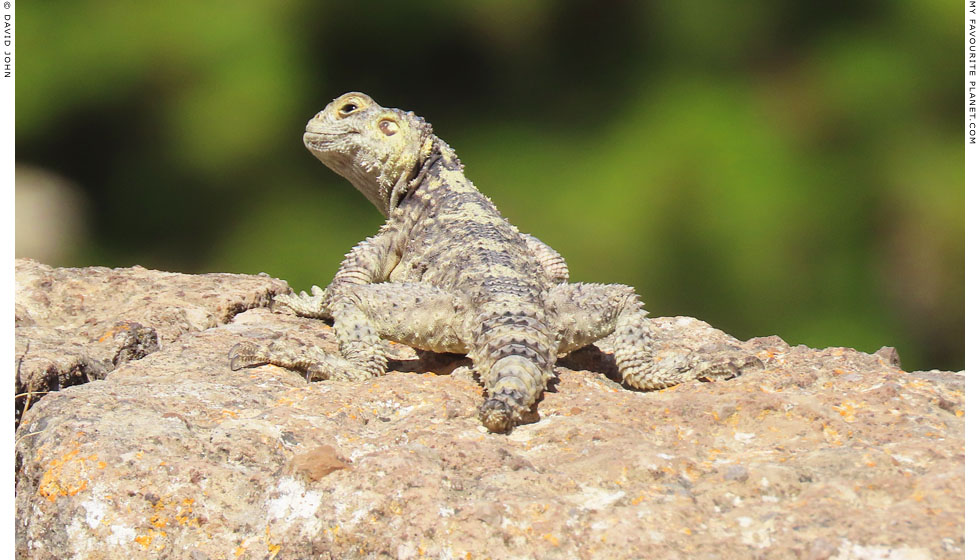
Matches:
[[14, 258, 290, 425], [14, 262, 964, 559], [874, 346, 903, 368], [724, 465, 749, 482], [288, 445, 349, 482]]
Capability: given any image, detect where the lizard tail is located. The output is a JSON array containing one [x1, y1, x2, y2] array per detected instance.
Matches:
[[472, 309, 556, 433]]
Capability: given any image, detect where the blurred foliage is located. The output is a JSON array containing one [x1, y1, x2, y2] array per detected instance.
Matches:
[[15, 0, 963, 371]]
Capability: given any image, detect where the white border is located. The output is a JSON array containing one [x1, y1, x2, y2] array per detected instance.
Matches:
[[965, 1, 976, 557], [2, 0, 15, 551]]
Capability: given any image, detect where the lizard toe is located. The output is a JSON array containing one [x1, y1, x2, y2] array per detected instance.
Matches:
[[229, 342, 268, 370]]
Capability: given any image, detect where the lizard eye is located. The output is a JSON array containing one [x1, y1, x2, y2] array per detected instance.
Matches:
[[338, 101, 360, 116], [378, 119, 399, 136]]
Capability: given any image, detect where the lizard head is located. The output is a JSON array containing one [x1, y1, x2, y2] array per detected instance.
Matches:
[[304, 92, 435, 216]]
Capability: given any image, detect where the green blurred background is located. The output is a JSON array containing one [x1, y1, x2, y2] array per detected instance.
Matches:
[[15, 1, 963, 371]]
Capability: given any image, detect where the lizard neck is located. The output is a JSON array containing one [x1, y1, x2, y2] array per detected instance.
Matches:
[[413, 138, 464, 195], [395, 138, 487, 214], [385, 138, 452, 213]]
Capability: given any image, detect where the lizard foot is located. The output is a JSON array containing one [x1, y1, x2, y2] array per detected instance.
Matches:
[[692, 352, 763, 382], [273, 285, 331, 319], [228, 340, 366, 382], [620, 343, 764, 390], [228, 341, 270, 371]]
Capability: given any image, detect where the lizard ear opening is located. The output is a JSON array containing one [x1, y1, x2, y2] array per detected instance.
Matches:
[[379, 119, 399, 136]]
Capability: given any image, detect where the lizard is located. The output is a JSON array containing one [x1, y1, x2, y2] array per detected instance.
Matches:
[[229, 92, 761, 433]]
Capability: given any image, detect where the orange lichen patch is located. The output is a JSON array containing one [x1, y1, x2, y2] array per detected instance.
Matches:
[[98, 323, 131, 342], [956, 410, 964, 417], [134, 529, 166, 549], [631, 494, 646, 505], [266, 526, 282, 558], [220, 409, 238, 418], [681, 527, 693, 536], [144, 494, 200, 529], [174, 512, 198, 527], [833, 401, 859, 423], [684, 463, 702, 481], [821, 424, 842, 445], [542, 533, 560, 546], [37, 447, 104, 502]]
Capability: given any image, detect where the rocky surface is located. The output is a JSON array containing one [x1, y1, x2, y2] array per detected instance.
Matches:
[[14, 262, 964, 559], [14, 258, 290, 425]]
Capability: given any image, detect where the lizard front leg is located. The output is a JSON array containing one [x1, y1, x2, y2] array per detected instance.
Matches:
[[231, 282, 466, 381], [548, 283, 762, 389], [273, 227, 403, 320]]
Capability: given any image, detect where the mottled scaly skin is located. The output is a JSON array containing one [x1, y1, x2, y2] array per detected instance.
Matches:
[[230, 92, 758, 433]]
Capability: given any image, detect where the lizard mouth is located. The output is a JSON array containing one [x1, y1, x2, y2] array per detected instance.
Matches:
[[303, 132, 336, 152]]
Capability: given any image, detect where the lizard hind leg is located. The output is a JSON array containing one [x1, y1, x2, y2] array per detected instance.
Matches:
[[549, 283, 762, 390]]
